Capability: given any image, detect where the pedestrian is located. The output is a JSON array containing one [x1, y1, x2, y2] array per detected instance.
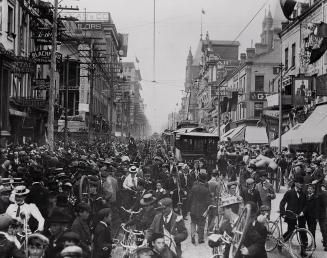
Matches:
[[6, 185, 45, 232], [150, 232, 177, 258], [239, 201, 268, 258], [208, 195, 242, 258], [145, 197, 188, 258], [0, 213, 25, 258], [188, 172, 211, 245], [304, 184, 319, 245], [318, 182, 327, 251], [240, 178, 262, 209], [255, 171, 275, 214], [280, 176, 308, 256], [93, 208, 113, 258], [71, 203, 91, 254], [207, 169, 221, 234], [27, 233, 49, 258]]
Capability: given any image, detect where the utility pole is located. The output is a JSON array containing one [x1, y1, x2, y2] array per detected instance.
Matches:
[[64, 56, 69, 149], [278, 63, 283, 153], [153, 0, 156, 82], [47, 0, 59, 151], [88, 42, 95, 143], [217, 80, 221, 139], [109, 63, 114, 140]]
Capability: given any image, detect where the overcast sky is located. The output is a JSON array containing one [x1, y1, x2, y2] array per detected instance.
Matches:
[[69, 0, 284, 133]]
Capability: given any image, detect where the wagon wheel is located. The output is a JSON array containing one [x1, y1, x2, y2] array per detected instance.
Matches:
[[275, 167, 282, 193], [229, 204, 252, 258], [79, 175, 91, 204]]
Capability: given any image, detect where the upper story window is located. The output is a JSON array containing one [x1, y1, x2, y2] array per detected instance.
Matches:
[[291, 43, 296, 67], [285, 47, 289, 70], [7, 5, 14, 35], [255, 75, 264, 92]]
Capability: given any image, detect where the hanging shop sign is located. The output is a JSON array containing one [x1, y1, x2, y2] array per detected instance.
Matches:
[[32, 78, 50, 90], [33, 28, 62, 45], [14, 97, 47, 109], [30, 50, 62, 64], [11, 56, 35, 74], [249, 92, 268, 101]]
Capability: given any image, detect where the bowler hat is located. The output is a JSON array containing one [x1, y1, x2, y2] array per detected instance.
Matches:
[[293, 176, 304, 184], [48, 210, 71, 224]]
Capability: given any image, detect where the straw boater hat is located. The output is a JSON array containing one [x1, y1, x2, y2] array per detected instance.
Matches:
[[219, 196, 242, 208], [61, 245, 83, 257], [13, 185, 30, 196], [140, 193, 156, 206], [129, 166, 138, 173]]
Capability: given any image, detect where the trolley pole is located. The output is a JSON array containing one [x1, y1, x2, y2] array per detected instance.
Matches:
[[47, 0, 59, 151], [278, 63, 283, 153], [64, 56, 69, 149]]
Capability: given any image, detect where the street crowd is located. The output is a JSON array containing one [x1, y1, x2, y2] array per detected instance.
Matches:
[[0, 136, 326, 258]]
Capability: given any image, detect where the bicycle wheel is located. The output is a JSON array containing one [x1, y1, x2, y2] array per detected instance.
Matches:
[[289, 228, 315, 258], [265, 221, 280, 252], [229, 204, 252, 258], [79, 175, 90, 204]]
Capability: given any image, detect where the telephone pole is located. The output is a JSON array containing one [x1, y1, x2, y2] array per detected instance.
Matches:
[[278, 63, 283, 153], [47, 0, 59, 151], [64, 56, 69, 149], [88, 42, 95, 143]]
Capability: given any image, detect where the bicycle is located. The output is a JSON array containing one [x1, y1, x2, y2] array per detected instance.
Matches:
[[265, 210, 315, 258]]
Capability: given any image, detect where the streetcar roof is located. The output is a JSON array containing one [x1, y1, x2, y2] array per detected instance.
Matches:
[[177, 132, 220, 138]]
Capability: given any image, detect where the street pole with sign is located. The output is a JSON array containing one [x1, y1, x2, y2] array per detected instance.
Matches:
[[47, 0, 58, 151]]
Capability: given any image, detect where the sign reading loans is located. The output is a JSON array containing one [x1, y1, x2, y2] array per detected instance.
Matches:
[[76, 22, 103, 30]]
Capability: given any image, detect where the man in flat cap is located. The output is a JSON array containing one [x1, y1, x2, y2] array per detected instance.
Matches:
[[145, 197, 187, 258]]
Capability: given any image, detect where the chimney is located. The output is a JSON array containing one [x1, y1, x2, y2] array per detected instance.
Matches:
[[240, 53, 247, 62], [281, 21, 289, 30], [246, 48, 255, 60]]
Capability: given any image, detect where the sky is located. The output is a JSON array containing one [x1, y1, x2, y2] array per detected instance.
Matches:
[[65, 0, 284, 133]]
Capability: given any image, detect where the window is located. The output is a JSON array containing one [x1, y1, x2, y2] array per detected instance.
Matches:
[[7, 5, 14, 35], [255, 76, 264, 92], [291, 43, 296, 67], [285, 47, 289, 70], [254, 102, 264, 117]]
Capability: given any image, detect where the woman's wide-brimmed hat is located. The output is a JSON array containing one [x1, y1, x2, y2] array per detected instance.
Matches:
[[140, 193, 156, 206], [13, 185, 30, 196]]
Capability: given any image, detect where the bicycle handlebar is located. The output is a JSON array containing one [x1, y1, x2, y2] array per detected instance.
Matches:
[[121, 206, 142, 215]]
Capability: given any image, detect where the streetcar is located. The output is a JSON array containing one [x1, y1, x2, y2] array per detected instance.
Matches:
[[174, 132, 219, 170]]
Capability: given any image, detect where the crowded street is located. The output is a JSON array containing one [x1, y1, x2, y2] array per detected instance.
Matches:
[[2, 0, 327, 258]]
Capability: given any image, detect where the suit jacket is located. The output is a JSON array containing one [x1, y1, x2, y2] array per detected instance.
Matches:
[[188, 182, 211, 218], [93, 221, 112, 258], [240, 220, 268, 258], [71, 217, 91, 246], [280, 188, 307, 216], [146, 212, 188, 244], [318, 191, 327, 219], [255, 182, 275, 208]]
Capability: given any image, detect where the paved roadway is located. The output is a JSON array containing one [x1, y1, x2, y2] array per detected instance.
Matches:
[[113, 186, 326, 257]]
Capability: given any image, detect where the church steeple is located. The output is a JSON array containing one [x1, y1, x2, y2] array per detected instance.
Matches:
[[187, 47, 193, 66], [266, 7, 273, 29]]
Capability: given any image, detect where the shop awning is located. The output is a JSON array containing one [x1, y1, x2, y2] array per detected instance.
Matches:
[[245, 126, 268, 144], [285, 104, 327, 145], [270, 123, 302, 148], [221, 125, 268, 144]]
